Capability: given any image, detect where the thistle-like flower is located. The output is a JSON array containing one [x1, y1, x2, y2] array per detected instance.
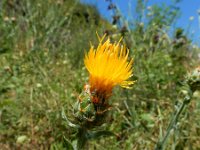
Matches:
[[74, 34, 135, 125], [69, 35, 135, 149], [84, 34, 135, 101]]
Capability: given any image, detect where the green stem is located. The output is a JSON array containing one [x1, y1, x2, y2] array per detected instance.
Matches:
[[76, 127, 88, 150], [154, 93, 192, 150]]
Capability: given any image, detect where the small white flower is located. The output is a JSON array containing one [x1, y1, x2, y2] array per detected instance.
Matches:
[[139, 22, 144, 27], [147, 6, 152, 10]]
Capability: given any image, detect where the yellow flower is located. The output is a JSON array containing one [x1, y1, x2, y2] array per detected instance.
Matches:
[[84, 35, 135, 101]]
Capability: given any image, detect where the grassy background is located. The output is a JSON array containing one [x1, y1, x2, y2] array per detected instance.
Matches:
[[0, 0, 200, 149]]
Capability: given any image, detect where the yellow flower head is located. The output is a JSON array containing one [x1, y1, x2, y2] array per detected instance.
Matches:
[[84, 34, 135, 101]]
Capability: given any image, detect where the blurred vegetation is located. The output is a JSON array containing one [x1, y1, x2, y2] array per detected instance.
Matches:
[[0, 0, 200, 149]]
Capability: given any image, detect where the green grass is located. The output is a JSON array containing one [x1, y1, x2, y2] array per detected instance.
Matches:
[[0, 0, 200, 149]]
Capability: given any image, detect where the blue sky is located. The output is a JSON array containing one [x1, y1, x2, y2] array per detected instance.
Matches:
[[80, 0, 200, 46]]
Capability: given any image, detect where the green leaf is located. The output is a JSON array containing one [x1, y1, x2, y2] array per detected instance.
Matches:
[[88, 130, 115, 140], [61, 107, 79, 128], [140, 113, 154, 122], [63, 136, 74, 150], [0, 99, 14, 109]]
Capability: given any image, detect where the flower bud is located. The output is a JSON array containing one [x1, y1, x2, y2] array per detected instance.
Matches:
[[186, 66, 200, 92]]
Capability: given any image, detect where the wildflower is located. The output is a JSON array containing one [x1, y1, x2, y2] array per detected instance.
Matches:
[[84, 34, 135, 103], [147, 6, 152, 10], [70, 35, 135, 148], [73, 34, 135, 125]]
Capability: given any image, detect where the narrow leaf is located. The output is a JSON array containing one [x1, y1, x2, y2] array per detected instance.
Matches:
[[61, 107, 79, 128], [63, 136, 74, 150], [88, 130, 115, 140]]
